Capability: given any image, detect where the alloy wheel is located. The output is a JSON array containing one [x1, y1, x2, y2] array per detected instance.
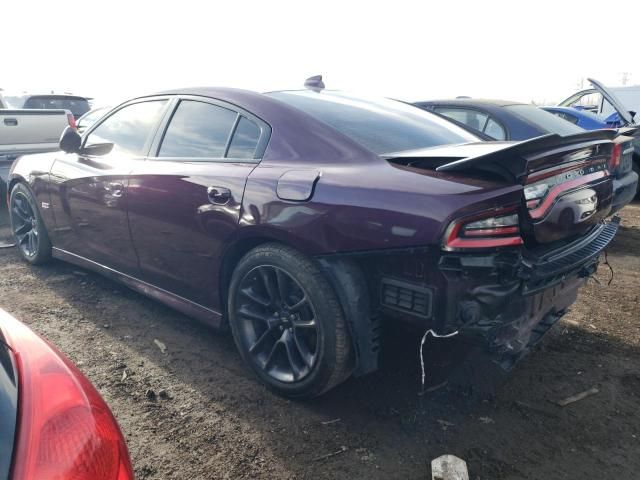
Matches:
[[10, 192, 39, 258], [235, 265, 319, 383]]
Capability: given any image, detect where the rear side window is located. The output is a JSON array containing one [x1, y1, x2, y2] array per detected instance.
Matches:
[[505, 104, 584, 136], [434, 107, 489, 132], [159, 101, 237, 158], [227, 117, 261, 159], [434, 107, 507, 140], [85, 100, 167, 156], [484, 118, 507, 140]]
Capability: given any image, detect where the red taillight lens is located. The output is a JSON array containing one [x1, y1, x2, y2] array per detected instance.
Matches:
[[609, 143, 622, 171], [67, 113, 77, 130], [443, 207, 523, 250], [0, 310, 133, 480]]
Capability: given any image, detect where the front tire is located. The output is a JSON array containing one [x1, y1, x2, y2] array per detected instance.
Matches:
[[9, 183, 52, 264], [228, 243, 352, 399]]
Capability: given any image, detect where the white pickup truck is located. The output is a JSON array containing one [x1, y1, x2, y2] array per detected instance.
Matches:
[[0, 92, 81, 200], [1, 92, 82, 159], [0, 108, 75, 158]]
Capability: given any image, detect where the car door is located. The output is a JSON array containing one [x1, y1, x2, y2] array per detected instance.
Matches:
[[48, 99, 170, 276], [126, 97, 270, 311]]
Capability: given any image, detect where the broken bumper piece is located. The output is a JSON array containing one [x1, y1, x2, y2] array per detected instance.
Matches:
[[455, 218, 619, 368]]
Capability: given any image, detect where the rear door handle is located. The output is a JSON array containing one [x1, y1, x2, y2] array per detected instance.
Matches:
[[3, 118, 18, 126], [207, 186, 231, 205], [108, 182, 124, 198]]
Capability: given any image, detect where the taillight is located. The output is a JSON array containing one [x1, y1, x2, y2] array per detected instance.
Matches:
[[609, 143, 622, 171], [67, 113, 77, 130], [443, 207, 523, 250], [0, 311, 133, 480]]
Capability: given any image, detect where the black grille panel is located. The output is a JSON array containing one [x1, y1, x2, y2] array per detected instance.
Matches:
[[380, 278, 433, 319]]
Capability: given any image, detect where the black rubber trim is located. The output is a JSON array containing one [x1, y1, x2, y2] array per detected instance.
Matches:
[[521, 217, 619, 293]]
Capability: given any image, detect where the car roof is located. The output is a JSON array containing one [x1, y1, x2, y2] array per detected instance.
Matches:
[[417, 98, 527, 108]]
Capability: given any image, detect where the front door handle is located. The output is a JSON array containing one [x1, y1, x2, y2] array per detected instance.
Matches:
[[108, 182, 124, 198], [3, 118, 18, 126], [207, 186, 231, 205]]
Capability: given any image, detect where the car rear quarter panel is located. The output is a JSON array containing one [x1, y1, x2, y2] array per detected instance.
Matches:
[[241, 157, 524, 255]]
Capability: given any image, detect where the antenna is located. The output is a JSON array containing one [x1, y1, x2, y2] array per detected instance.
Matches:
[[621, 72, 630, 86], [304, 75, 325, 92]]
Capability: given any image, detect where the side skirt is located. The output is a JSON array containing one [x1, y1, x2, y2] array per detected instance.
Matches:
[[52, 248, 223, 328]]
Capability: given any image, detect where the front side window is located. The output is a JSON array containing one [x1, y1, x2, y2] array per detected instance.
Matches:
[[85, 100, 167, 156], [159, 101, 237, 158]]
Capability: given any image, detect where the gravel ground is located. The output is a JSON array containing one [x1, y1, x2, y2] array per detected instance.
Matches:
[[0, 200, 638, 480]]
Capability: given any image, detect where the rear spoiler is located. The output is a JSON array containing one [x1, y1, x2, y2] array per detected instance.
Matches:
[[436, 129, 618, 183]]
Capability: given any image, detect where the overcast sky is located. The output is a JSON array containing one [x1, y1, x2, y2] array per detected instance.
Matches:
[[4, 0, 639, 107]]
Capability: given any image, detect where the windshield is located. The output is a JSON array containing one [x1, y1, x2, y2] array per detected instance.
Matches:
[[268, 91, 479, 154], [506, 104, 584, 136], [22, 96, 90, 117]]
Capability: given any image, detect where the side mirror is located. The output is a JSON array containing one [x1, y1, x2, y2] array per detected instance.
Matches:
[[59, 126, 82, 154], [81, 143, 114, 156]]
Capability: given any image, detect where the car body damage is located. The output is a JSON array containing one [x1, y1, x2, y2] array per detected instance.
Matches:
[[321, 217, 618, 372]]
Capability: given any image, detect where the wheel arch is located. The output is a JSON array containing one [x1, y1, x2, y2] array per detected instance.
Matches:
[[7, 174, 28, 199], [218, 231, 381, 376], [218, 234, 284, 325]]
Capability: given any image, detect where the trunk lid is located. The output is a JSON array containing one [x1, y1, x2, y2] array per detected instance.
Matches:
[[386, 130, 618, 245], [588, 78, 636, 126]]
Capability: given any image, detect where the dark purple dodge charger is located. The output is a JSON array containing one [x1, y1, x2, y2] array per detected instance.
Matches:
[[7, 86, 630, 397]]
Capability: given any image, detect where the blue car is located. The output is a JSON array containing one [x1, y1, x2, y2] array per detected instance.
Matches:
[[540, 106, 616, 130]]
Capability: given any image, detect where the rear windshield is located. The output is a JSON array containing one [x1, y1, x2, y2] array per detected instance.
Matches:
[[505, 104, 584, 136], [22, 96, 90, 117], [268, 91, 479, 154]]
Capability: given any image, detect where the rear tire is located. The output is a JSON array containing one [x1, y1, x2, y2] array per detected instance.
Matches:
[[228, 243, 352, 399], [9, 183, 52, 265]]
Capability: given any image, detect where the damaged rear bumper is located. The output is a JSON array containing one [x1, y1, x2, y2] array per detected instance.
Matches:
[[447, 218, 619, 367], [350, 218, 620, 371]]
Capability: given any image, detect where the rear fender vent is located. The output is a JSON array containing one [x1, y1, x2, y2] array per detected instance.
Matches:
[[380, 277, 433, 319]]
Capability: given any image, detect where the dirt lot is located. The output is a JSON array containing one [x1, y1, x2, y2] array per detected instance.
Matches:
[[0, 202, 639, 480]]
